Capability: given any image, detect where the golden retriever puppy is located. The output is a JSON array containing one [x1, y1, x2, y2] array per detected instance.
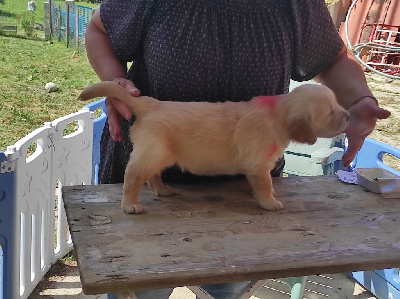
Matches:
[[79, 82, 349, 214]]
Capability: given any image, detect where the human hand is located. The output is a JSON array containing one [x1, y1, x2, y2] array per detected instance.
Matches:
[[342, 97, 391, 167], [105, 78, 140, 141]]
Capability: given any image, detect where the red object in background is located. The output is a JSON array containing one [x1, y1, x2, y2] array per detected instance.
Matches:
[[338, 0, 400, 75], [362, 23, 400, 75]]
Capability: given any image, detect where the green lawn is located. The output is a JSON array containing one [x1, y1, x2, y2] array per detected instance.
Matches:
[[0, 0, 98, 36], [0, 1, 101, 151], [0, 0, 47, 26], [0, 35, 99, 151]]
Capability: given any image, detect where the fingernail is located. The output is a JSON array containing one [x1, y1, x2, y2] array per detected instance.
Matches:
[[129, 88, 139, 95]]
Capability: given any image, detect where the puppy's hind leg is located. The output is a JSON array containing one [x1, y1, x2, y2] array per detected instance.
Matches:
[[122, 146, 176, 214], [121, 159, 147, 214], [246, 172, 283, 211], [147, 174, 176, 197]]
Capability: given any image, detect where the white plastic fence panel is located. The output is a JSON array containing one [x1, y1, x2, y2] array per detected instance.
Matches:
[[6, 124, 54, 299], [4, 108, 94, 299], [50, 108, 93, 260]]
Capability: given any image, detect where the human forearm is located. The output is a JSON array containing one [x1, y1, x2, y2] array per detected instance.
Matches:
[[315, 46, 391, 166], [85, 10, 127, 81], [84, 9, 140, 142], [315, 46, 374, 109]]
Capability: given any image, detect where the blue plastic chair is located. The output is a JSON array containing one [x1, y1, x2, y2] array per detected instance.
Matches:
[[351, 137, 400, 299], [351, 137, 400, 176]]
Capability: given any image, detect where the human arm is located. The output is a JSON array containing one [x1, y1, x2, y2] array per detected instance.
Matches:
[[85, 9, 139, 141], [315, 46, 391, 167]]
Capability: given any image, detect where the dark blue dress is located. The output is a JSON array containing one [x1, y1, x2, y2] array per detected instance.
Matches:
[[98, 0, 344, 184]]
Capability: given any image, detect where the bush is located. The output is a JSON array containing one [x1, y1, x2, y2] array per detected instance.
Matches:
[[17, 11, 35, 37]]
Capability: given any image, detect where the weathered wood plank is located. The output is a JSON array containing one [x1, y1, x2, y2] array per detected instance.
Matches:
[[1, 25, 17, 33], [63, 176, 400, 295]]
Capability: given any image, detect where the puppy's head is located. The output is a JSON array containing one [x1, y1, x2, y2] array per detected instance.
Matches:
[[283, 84, 349, 145]]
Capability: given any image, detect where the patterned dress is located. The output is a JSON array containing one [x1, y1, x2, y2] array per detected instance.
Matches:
[[98, 0, 344, 184]]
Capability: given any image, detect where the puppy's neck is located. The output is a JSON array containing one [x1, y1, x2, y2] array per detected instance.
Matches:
[[253, 95, 281, 110]]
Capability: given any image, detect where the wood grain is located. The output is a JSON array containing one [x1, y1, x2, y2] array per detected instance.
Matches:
[[63, 176, 400, 295]]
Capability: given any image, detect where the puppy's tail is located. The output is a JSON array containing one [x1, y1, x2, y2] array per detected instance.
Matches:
[[78, 81, 158, 116]]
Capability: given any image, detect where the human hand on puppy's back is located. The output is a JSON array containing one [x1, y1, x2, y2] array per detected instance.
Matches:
[[105, 78, 140, 142]]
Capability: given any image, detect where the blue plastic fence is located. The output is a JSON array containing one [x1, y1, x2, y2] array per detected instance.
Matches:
[[0, 151, 15, 299]]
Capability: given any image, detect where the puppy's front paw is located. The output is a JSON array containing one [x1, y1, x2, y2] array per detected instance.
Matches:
[[121, 202, 147, 214], [259, 198, 284, 211]]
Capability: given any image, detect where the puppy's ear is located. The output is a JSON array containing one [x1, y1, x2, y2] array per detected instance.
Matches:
[[289, 118, 317, 145]]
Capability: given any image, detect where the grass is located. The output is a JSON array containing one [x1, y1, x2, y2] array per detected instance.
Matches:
[[0, 0, 44, 26], [0, 35, 99, 151], [0, 0, 100, 153], [1, 0, 48, 36], [0, 0, 98, 37]]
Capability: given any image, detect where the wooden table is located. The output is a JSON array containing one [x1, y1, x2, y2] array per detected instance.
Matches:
[[63, 176, 400, 295]]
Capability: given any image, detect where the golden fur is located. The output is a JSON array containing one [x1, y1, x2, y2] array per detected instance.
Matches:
[[79, 82, 349, 214]]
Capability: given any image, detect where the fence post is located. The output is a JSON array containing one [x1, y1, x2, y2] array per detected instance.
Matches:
[[57, 5, 61, 42], [65, 0, 74, 48], [49, 0, 53, 38], [44, 2, 51, 40], [75, 8, 79, 51]]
